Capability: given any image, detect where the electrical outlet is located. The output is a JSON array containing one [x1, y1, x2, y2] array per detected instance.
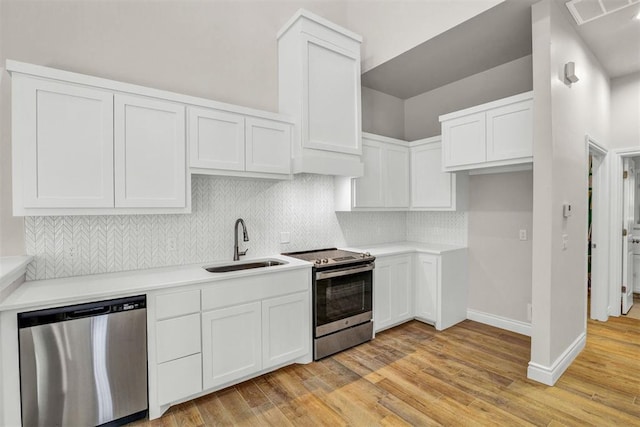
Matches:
[[562, 234, 568, 250], [527, 303, 532, 321], [519, 229, 527, 241], [280, 232, 290, 244], [167, 237, 177, 251], [66, 244, 77, 258]]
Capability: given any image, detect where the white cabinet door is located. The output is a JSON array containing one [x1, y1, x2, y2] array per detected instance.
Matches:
[[245, 117, 291, 175], [354, 143, 384, 208], [374, 255, 413, 332], [385, 145, 410, 208], [373, 261, 393, 331], [188, 106, 245, 171], [303, 35, 361, 155], [486, 99, 533, 162], [262, 292, 310, 369], [157, 353, 202, 405], [201, 302, 262, 390], [442, 112, 486, 168], [415, 254, 438, 323], [14, 76, 114, 208], [391, 256, 413, 323], [411, 142, 453, 209], [114, 94, 186, 208], [156, 313, 201, 363], [634, 255, 640, 293]]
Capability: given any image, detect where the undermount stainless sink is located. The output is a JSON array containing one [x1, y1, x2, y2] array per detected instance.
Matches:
[[204, 259, 286, 273]]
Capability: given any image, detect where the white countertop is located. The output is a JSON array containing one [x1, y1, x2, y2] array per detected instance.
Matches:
[[344, 241, 467, 257], [0, 255, 311, 312], [0, 255, 33, 299]]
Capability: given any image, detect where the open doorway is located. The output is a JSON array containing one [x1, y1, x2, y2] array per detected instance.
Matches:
[[588, 137, 608, 321], [608, 148, 640, 319]]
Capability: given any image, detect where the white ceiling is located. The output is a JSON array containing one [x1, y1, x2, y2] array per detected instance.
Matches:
[[558, 0, 640, 78], [362, 0, 640, 100], [361, 0, 536, 100]]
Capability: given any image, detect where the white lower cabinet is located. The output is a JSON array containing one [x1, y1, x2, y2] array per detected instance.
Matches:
[[374, 254, 413, 332], [414, 250, 468, 331], [372, 249, 468, 333], [262, 292, 310, 369], [414, 254, 438, 323], [157, 354, 203, 405], [202, 302, 262, 390], [148, 268, 312, 420]]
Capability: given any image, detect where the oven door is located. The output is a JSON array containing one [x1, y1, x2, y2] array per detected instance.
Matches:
[[314, 263, 373, 337]]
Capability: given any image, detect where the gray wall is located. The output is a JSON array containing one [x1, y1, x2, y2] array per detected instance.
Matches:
[[361, 53, 535, 326], [361, 87, 405, 139], [404, 55, 533, 140], [468, 171, 533, 322]]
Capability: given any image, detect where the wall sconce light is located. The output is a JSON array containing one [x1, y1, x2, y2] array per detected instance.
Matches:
[[564, 62, 579, 85]]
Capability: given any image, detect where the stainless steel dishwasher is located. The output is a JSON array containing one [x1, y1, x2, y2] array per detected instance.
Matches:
[[18, 295, 148, 427]]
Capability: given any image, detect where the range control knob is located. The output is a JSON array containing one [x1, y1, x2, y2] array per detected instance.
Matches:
[[361, 252, 371, 258], [314, 259, 322, 265], [322, 258, 329, 264]]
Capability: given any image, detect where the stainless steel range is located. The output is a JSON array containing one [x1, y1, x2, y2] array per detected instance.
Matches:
[[282, 248, 375, 360]]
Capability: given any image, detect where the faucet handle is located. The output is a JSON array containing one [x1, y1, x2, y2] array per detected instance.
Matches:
[[239, 248, 248, 257]]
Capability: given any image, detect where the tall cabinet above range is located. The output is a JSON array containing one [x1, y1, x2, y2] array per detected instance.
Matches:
[[278, 9, 364, 177]]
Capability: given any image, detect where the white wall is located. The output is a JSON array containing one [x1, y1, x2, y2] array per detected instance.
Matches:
[[361, 87, 405, 140], [610, 72, 640, 150], [346, 0, 503, 72], [530, 0, 610, 376], [404, 55, 533, 140]]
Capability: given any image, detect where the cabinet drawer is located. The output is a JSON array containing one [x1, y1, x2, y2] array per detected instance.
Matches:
[[201, 269, 310, 311], [156, 313, 201, 363], [157, 353, 202, 405], [156, 289, 200, 320]]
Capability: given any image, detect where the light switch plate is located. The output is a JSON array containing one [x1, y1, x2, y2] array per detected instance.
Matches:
[[519, 229, 527, 241]]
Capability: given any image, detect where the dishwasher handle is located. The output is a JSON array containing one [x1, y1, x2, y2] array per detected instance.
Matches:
[[65, 305, 111, 320]]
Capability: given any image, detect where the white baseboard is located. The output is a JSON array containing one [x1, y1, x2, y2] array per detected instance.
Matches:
[[466, 309, 531, 336], [527, 332, 586, 386]]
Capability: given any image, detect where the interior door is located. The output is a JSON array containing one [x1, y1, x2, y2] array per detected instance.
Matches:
[[622, 158, 635, 314]]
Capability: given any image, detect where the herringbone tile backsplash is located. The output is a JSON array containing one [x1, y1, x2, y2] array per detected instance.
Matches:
[[24, 174, 467, 281]]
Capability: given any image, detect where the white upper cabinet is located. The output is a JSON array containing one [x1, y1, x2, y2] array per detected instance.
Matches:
[[336, 133, 465, 212], [440, 91, 533, 172], [115, 94, 186, 208], [353, 142, 384, 208], [245, 117, 291, 175], [189, 107, 245, 172], [278, 9, 364, 176], [385, 145, 410, 208], [410, 137, 467, 211], [349, 134, 409, 210], [9, 61, 190, 215], [12, 75, 114, 210], [188, 107, 292, 178]]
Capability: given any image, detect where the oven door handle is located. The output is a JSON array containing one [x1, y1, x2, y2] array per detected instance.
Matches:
[[316, 264, 374, 280]]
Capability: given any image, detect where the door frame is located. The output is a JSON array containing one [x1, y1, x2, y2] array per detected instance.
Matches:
[[587, 136, 608, 321], [609, 146, 640, 317]]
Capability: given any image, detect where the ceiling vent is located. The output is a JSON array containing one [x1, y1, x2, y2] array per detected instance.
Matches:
[[566, 0, 640, 24]]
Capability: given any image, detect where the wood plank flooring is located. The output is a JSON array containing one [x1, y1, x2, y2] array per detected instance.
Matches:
[[130, 316, 640, 426]]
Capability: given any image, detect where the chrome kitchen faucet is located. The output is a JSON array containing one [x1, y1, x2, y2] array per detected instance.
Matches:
[[233, 218, 249, 261]]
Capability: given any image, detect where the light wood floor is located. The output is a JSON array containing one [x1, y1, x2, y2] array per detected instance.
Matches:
[[130, 316, 640, 426]]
